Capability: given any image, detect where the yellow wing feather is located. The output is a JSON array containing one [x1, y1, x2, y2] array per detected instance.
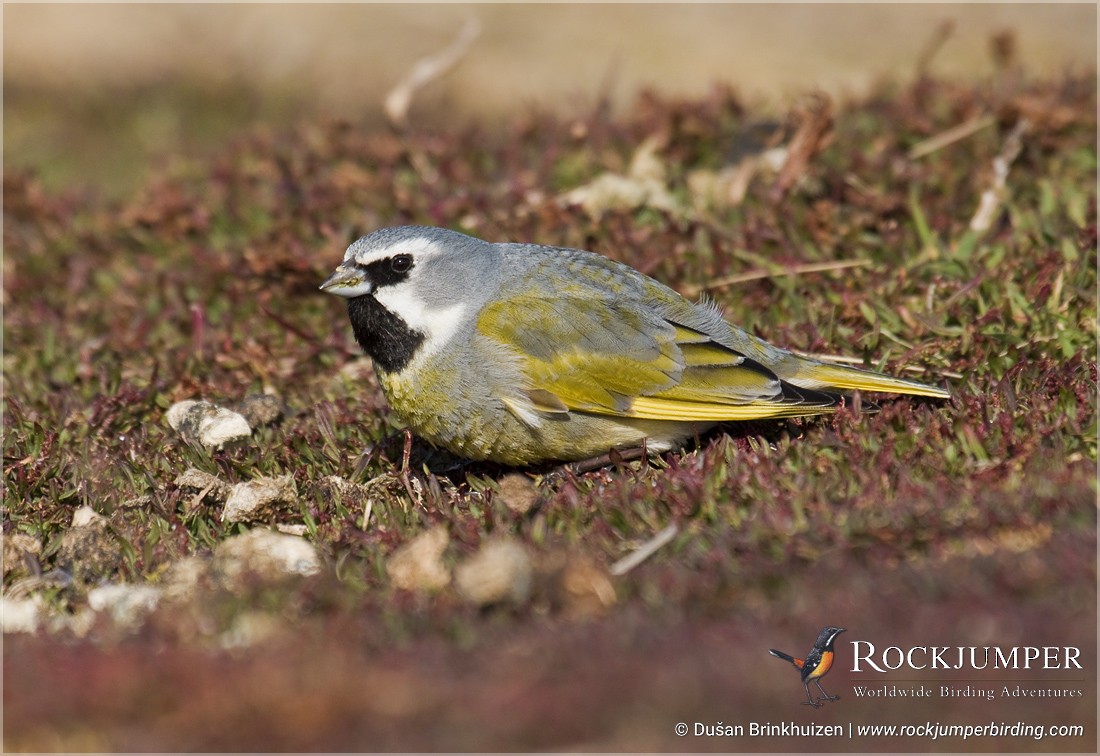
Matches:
[[477, 295, 823, 423], [476, 248, 945, 431], [628, 395, 835, 422]]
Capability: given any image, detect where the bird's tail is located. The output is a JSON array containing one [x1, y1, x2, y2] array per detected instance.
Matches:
[[780, 357, 950, 399], [723, 327, 949, 399], [768, 648, 798, 666]]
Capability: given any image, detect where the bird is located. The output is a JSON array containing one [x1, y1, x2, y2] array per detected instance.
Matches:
[[769, 626, 847, 707], [320, 226, 949, 466]]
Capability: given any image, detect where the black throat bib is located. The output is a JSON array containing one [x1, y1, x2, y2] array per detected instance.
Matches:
[[346, 296, 425, 374]]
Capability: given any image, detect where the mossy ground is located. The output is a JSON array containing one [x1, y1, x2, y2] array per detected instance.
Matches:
[[3, 68, 1096, 751]]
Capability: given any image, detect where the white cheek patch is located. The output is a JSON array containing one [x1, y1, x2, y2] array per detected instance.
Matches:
[[373, 285, 468, 360]]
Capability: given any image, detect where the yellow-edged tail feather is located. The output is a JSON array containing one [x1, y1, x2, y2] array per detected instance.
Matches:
[[785, 361, 950, 399]]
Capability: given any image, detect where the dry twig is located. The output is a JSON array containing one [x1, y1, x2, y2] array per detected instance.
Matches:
[[769, 93, 833, 204], [908, 114, 997, 160], [683, 258, 870, 298], [969, 118, 1030, 232], [610, 524, 679, 577], [384, 18, 481, 129]]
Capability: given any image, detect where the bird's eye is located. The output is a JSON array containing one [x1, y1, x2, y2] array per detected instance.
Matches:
[[390, 254, 413, 273]]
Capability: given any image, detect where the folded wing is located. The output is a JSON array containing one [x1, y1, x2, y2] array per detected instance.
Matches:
[[476, 293, 838, 424]]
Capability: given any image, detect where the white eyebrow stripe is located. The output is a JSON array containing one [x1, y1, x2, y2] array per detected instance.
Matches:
[[346, 237, 444, 265]]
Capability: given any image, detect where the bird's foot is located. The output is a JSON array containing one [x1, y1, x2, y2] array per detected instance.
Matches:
[[568, 445, 651, 475]]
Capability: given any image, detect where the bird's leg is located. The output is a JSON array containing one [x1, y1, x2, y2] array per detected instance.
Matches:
[[357, 428, 409, 472], [569, 446, 649, 474], [801, 681, 822, 707], [814, 679, 840, 702], [534, 450, 635, 492], [401, 428, 413, 471], [398, 428, 419, 504]]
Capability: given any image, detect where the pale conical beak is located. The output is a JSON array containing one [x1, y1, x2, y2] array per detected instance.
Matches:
[[320, 264, 374, 298]]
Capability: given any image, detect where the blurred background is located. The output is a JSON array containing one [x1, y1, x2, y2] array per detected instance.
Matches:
[[5, 3, 1096, 198]]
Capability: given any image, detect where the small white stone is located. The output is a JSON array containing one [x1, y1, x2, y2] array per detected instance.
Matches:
[[221, 475, 298, 524], [0, 596, 43, 634], [212, 529, 322, 592], [455, 537, 533, 606], [198, 407, 252, 448], [160, 555, 209, 604], [71, 505, 106, 528], [166, 400, 204, 430], [168, 400, 252, 448], [87, 583, 162, 630]]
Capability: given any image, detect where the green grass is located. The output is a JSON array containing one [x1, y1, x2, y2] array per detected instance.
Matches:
[[3, 71, 1097, 751]]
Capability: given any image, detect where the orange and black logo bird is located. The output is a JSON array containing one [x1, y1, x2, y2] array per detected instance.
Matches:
[[769, 626, 846, 707]]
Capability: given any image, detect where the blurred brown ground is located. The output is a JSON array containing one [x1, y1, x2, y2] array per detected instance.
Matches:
[[4, 4, 1097, 196], [6, 4, 1097, 110]]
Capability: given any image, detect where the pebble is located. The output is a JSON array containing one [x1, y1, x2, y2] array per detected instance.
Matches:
[[211, 529, 322, 592], [56, 507, 122, 584], [494, 473, 540, 515], [71, 505, 106, 528], [455, 537, 533, 606], [2, 533, 41, 580], [160, 555, 210, 604], [0, 596, 43, 634], [546, 551, 617, 617], [221, 474, 298, 523], [386, 525, 451, 592], [167, 399, 252, 448], [87, 583, 162, 630]]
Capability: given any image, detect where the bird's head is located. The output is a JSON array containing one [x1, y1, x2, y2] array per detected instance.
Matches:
[[320, 226, 498, 371], [816, 626, 847, 649]]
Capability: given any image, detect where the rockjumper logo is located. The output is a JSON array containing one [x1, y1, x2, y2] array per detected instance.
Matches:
[[850, 642, 1083, 672], [768, 626, 846, 708]]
